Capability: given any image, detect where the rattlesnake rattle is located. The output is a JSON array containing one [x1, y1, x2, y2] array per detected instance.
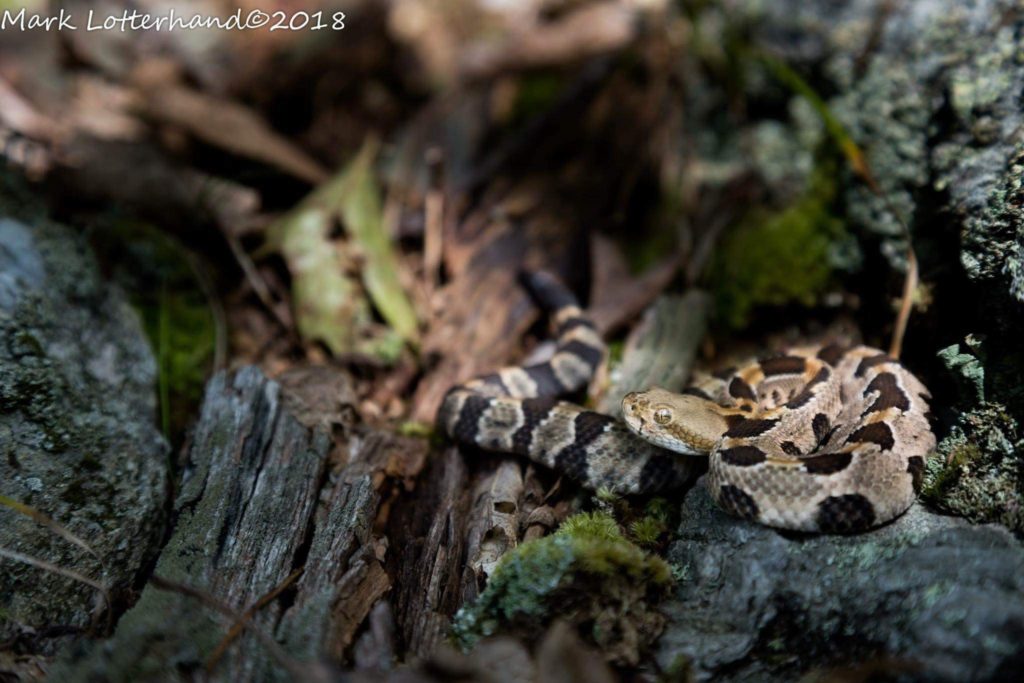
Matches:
[[438, 272, 937, 532]]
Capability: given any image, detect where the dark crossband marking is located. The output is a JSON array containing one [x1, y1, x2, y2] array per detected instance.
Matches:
[[802, 451, 853, 474], [855, 353, 891, 377], [786, 367, 831, 409], [521, 271, 577, 310], [817, 344, 847, 366], [906, 456, 925, 493], [780, 441, 802, 456], [558, 339, 604, 371], [847, 421, 895, 451], [724, 417, 779, 439], [729, 377, 757, 401], [474, 373, 508, 394], [816, 494, 876, 533], [682, 387, 713, 400], [639, 454, 694, 493], [720, 445, 768, 466], [557, 316, 594, 336], [812, 413, 831, 443], [452, 394, 492, 444], [862, 373, 910, 414], [718, 484, 760, 521], [759, 355, 807, 376], [554, 411, 613, 480], [511, 396, 559, 454], [524, 363, 568, 396]]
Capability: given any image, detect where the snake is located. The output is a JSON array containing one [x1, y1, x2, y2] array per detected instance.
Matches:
[[438, 272, 937, 533]]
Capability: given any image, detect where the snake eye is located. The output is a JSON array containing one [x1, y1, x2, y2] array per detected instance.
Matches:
[[653, 407, 672, 425]]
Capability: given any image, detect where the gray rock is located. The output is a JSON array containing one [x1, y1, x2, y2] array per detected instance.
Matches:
[[0, 211, 168, 652], [657, 479, 1024, 682]]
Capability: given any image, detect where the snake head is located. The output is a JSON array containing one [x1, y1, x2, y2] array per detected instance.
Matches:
[[621, 387, 725, 455]]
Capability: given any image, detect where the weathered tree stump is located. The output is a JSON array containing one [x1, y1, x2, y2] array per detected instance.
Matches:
[[53, 367, 427, 681]]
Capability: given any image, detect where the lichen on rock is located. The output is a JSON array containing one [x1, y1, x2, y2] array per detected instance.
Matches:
[[924, 338, 1023, 532], [0, 171, 168, 654], [656, 478, 1024, 682], [451, 511, 671, 666]]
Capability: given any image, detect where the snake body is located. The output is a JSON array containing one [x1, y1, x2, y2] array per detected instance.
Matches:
[[438, 273, 936, 532]]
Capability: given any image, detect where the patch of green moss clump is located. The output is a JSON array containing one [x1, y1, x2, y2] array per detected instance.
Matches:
[[451, 511, 672, 665], [708, 156, 848, 329], [89, 220, 216, 442]]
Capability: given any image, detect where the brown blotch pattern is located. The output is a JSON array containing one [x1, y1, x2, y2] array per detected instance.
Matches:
[[812, 413, 831, 443], [855, 353, 891, 377], [780, 441, 802, 456], [802, 451, 854, 475], [729, 377, 757, 401], [816, 344, 847, 366], [720, 445, 768, 466], [759, 355, 807, 376], [816, 494, 877, 533], [847, 421, 896, 451], [862, 373, 910, 414], [718, 484, 760, 521], [724, 417, 779, 439]]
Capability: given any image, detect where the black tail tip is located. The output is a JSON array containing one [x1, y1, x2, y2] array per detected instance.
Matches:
[[518, 270, 579, 311]]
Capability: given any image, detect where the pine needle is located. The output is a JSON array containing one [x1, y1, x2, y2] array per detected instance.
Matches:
[[0, 494, 100, 560]]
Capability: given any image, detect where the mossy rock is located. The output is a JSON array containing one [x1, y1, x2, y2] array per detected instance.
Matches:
[[451, 511, 672, 666], [0, 203, 168, 653], [709, 155, 849, 329]]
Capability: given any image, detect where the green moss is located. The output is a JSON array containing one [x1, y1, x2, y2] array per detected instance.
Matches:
[[629, 516, 668, 548], [451, 511, 672, 664], [708, 155, 847, 328], [557, 510, 623, 542], [88, 220, 216, 442]]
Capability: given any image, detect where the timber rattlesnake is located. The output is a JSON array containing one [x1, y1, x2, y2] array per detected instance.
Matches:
[[438, 273, 936, 533]]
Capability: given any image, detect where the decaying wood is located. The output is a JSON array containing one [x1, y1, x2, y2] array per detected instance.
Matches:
[[388, 446, 473, 657], [597, 291, 711, 414], [53, 367, 428, 681]]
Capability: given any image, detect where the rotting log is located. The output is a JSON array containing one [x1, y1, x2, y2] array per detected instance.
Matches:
[[52, 367, 428, 682]]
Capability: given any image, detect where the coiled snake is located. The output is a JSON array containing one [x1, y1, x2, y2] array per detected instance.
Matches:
[[438, 273, 936, 533]]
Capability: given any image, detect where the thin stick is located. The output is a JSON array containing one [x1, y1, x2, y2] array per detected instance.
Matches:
[[225, 232, 293, 330], [149, 575, 325, 681], [423, 147, 445, 291], [889, 227, 918, 358], [0, 547, 112, 631], [0, 494, 100, 560], [205, 566, 304, 671]]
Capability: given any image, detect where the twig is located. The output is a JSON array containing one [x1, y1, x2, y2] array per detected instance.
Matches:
[[184, 250, 228, 373], [0, 494, 100, 560], [205, 566, 305, 672], [889, 243, 918, 358], [149, 574, 330, 681], [0, 547, 112, 632], [423, 147, 445, 292], [225, 231, 293, 331], [757, 50, 919, 358]]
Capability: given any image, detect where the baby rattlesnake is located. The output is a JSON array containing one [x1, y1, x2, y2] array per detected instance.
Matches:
[[438, 272, 936, 533]]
